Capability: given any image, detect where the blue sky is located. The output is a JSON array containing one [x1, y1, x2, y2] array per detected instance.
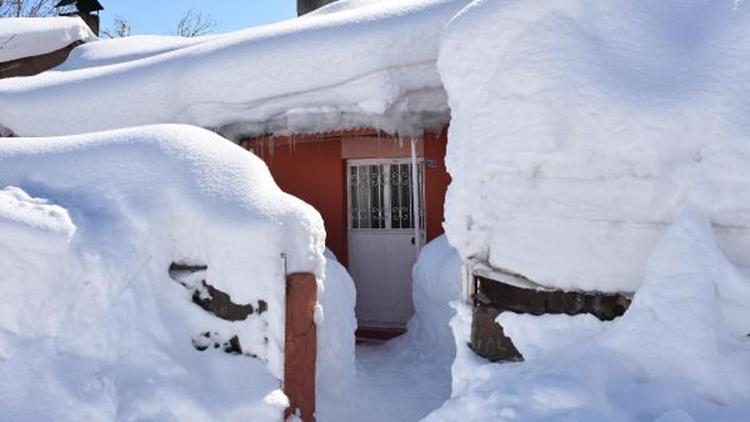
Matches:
[[103, 1, 297, 35]]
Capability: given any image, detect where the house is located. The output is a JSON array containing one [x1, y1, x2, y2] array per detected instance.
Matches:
[[241, 128, 451, 337], [0, 0, 468, 339], [0, 0, 634, 352], [0, 0, 100, 79]]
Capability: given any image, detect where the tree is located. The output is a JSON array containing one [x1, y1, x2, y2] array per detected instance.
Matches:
[[101, 16, 131, 38], [172, 8, 216, 38], [0, 0, 57, 17]]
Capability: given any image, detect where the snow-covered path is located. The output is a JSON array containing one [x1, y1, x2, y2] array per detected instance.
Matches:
[[320, 338, 453, 422]]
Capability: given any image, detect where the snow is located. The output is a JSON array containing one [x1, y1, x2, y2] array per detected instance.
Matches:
[[426, 214, 750, 421], [316, 250, 357, 410], [0, 16, 95, 63], [0, 125, 357, 420], [438, 0, 750, 293], [54, 35, 215, 71], [318, 236, 462, 422], [403, 234, 462, 365], [0, 0, 471, 139]]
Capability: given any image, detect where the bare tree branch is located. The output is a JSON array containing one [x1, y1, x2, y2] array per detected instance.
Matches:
[[172, 9, 216, 38], [0, 0, 57, 18], [0, 34, 17, 51], [101, 16, 132, 38]]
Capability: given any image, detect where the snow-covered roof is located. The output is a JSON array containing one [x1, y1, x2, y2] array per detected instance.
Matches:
[[0, 16, 96, 63], [0, 0, 470, 138]]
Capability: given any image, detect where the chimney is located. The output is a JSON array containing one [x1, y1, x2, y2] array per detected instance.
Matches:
[[297, 0, 338, 16], [55, 0, 104, 36]]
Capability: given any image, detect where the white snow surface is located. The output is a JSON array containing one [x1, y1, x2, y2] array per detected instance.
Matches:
[[0, 16, 95, 63], [439, 0, 750, 293], [426, 214, 750, 421], [54, 35, 215, 71], [317, 250, 357, 410], [0, 0, 471, 138], [318, 236, 462, 422], [402, 234, 461, 365], [0, 125, 339, 420]]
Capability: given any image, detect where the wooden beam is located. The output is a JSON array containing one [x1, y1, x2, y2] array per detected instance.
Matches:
[[284, 273, 318, 421]]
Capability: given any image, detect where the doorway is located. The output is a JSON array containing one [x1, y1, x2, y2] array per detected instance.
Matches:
[[347, 159, 425, 331]]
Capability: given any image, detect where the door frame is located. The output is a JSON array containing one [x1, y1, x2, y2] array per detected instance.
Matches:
[[345, 157, 427, 330]]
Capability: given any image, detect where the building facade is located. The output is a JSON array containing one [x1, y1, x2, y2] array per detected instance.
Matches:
[[242, 128, 450, 335]]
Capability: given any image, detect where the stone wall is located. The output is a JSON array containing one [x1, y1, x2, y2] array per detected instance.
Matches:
[[471, 275, 631, 362], [0, 42, 81, 80]]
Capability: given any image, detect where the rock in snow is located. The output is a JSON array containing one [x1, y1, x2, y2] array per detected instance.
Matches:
[[0, 16, 96, 63]]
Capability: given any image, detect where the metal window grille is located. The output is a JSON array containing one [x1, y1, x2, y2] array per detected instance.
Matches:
[[348, 160, 424, 231]]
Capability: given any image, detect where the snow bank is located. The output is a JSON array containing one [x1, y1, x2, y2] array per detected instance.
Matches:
[[0, 125, 335, 420], [398, 235, 462, 364], [0, 0, 471, 138], [426, 215, 750, 421], [439, 0, 750, 292], [317, 250, 357, 407], [0, 16, 95, 63]]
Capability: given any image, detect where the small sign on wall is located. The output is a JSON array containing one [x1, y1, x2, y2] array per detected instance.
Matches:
[[425, 159, 438, 169]]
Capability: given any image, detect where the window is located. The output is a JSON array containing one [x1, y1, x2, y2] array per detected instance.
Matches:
[[348, 160, 424, 230]]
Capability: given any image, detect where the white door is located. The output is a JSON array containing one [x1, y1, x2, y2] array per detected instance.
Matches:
[[347, 159, 425, 330]]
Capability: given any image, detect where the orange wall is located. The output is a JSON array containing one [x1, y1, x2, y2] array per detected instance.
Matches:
[[241, 129, 450, 266], [424, 128, 451, 243], [243, 137, 349, 265]]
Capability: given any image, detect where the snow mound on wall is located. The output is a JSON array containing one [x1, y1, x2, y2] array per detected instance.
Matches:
[[439, 0, 750, 292], [0, 16, 96, 63], [426, 215, 750, 421], [0, 125, 329, 420], [0, 0, 471, 138]]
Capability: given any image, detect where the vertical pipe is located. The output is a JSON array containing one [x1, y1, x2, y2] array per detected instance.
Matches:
[[410, 138, 422, 252]]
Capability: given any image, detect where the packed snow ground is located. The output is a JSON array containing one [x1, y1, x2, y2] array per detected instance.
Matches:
[[0, 16, 95, 63], [0, 125, 357, 420], [0, 0, 471, 139], [319, 236, 462, 422]]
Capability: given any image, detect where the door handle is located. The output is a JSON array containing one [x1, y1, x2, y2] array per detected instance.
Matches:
[[411, 237, 416, 245]]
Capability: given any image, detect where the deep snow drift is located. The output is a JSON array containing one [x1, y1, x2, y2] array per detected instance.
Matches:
[[0, 16, 95, 63], [439, 0, 750, 293], [0, 0, 471, 139], [402, 235, 462, 365], [426, 215, 750, 421], [0, 125, 355, 420], [319, 236, 463, 422]]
